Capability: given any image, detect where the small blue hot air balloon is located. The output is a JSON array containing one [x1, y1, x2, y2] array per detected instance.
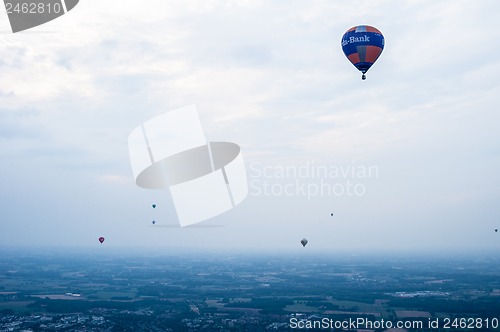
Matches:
[[341, 25, 384, 80]]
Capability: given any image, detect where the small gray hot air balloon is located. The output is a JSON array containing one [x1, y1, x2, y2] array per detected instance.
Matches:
[[300, 238, 308, 247]]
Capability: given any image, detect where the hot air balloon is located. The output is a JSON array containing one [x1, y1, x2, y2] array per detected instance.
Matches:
[[300, 238, 308, 247], [98, 237, 105, 244], [152, 204, 156, 208], [341, 25, 384, 80], [152, 220, 156, 225]]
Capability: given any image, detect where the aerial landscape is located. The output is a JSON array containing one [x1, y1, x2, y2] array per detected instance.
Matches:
[[1, 249, 499, 331], [1, 0, 500, 330]]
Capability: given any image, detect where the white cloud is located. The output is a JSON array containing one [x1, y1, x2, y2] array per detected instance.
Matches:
[[1, 1, 500, 250]]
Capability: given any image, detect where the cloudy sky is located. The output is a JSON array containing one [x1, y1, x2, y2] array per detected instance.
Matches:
[[1, 0, 499, 254]]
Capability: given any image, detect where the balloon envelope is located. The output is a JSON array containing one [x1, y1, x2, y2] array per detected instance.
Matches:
[[152, 204, 156, 208], [98, 237, 105, 244], [341, 25, 384, 79], [152, 220, 156, 225], [300, 238, 308, 247]]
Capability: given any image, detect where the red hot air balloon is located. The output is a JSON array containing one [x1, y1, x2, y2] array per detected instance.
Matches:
[[341, 25, 384, 80], [98, 237, 105, 244]]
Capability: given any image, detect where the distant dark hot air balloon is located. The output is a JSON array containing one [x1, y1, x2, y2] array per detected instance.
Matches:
[[152, 204, 156, 208], [341, 25, 384, 80], [152, 220, 156, 225], [98, 237, 105, 244], [300, 238, 308, 247]]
